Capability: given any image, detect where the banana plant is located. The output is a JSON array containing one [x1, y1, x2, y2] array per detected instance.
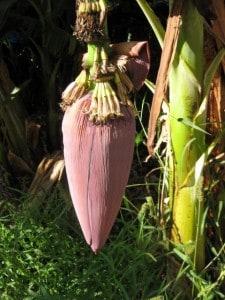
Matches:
[[62, 0, 150, 252], [137, 0, 225, 273], [168, 0, 205, 272]]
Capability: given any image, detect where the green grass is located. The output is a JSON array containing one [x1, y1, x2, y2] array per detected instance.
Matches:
[[1, 173, 225, 299], [0, 185, 168, 300]]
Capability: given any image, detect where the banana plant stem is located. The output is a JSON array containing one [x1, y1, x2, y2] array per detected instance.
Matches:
[[169, 0, 205, 272]]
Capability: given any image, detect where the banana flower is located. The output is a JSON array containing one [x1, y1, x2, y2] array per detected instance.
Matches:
[[62, 41, 150, 253]]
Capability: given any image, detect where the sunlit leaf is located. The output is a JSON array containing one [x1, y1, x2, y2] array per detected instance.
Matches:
[[136, 0, 165, 48], [177, 117, 210, 135]]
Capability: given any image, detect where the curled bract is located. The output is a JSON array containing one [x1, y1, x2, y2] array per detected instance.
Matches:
[[110, 41, 150, 91]]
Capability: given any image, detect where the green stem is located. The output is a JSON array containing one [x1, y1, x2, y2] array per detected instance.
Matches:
[[169, 0, 205, 272], [82, 1, 111, 76]]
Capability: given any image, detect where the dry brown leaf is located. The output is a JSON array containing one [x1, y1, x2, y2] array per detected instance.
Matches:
[[28, 151, 64, 195], [147, 0, 184, 155]]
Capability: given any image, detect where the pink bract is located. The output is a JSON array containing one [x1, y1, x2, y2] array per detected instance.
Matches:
[[110, 41, 150, 90], [62, 94, 136, 252]]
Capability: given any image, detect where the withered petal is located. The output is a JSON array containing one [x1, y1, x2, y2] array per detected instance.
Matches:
[[62, 94, 135, 252]]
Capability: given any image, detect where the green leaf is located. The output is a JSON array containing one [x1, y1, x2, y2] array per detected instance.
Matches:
[[177, 117, 210, 135], [144, 78, 156, 93], [135, 130, 145, 146], [136, 0, 165, 48], [203, 47, 225, 100]]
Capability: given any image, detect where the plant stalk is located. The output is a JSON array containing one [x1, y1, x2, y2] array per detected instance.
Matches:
[[169, 0, 205, 271]]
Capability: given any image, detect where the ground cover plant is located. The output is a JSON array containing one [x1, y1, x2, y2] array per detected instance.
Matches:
[[1, 0, 225, 299], [0, 186, 167, 299]]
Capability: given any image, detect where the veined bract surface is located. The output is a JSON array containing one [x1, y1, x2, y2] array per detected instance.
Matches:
[[62, 94, 136, 253]]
